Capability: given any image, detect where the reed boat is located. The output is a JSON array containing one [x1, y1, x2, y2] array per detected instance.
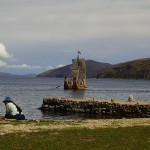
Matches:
[[64, 51, 86, 90]]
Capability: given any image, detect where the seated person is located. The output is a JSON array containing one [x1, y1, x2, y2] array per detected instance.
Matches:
[[3, 96, 25, 120]]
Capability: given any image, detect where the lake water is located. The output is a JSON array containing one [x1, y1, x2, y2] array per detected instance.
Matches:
[[0, 77, 150, 120]]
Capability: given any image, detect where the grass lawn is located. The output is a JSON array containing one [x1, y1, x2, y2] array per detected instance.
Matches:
[[0, 126, 149, 150]]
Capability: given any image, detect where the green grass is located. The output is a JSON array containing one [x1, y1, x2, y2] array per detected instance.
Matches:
[[0, 126, 149, 150]]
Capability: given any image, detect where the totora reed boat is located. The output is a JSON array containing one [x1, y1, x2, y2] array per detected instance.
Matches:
[[64, 51, 86, 90]]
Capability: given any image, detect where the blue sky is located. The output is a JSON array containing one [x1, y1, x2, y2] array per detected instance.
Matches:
[[0, 0, 150, 75]]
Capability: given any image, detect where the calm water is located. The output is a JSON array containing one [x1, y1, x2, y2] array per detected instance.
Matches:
[[0, 77, 150, 120]]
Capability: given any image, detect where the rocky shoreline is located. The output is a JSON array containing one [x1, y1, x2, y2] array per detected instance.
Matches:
[[40, 97, 150, 118]]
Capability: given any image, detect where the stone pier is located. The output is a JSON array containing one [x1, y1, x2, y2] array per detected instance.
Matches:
[[40, 97, 150, 118]]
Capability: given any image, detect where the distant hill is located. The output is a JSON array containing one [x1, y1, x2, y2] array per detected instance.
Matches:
[[0, 72, 36, 77], [37, 60, 112, 78], [86, 60, 111, 78], [1, 58, 149, 79], [21, 74, 37, 77], [97, 58, 150, 79], [0, 72, 16, 77]]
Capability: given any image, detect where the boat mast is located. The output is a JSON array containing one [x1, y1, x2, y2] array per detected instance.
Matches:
[[77, 50, 81, 59]]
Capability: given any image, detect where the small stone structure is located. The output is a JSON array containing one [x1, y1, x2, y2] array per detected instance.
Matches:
[[40, 97, 150, 118]]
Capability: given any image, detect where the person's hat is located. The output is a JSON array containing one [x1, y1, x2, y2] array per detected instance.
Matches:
[[3, 96, 13, 103]]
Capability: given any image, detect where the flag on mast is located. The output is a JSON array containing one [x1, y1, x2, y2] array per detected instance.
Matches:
[[78, 50, 81, 54]]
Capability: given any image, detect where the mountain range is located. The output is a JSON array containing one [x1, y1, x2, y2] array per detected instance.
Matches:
[[37, 58, 150, 79], [37, 60, 111, 78], [0, 72, 36, 77], [0, 58, 150, 79]]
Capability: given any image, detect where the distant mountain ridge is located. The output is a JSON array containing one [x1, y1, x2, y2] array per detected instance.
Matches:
[[0, 72, 36, 77], [0, 72, 15, 77], [37, 60, 111, 78], [1, 58, 149, 79], [97, 58, 150, 79]]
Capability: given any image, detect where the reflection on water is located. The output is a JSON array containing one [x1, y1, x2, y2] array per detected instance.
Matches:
[[64, 90, 86, 99], [0, 77, 150, 120]]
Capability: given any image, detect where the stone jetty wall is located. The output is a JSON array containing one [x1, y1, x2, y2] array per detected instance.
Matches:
[[40, 98, 150, 118]]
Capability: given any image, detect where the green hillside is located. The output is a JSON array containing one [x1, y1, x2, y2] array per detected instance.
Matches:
[[97, 58, 150, 79]]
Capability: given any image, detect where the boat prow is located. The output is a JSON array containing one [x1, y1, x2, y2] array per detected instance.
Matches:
[[64, 76, 86, 90]]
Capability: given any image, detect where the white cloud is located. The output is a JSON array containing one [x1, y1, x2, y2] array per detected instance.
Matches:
[[0, 43, 41, 70], [6, 64, 41, 69], [0, 43, 14, 59], [0, 59, 41, 70], [0, 60, 7, 67], [46, 64, 65, 70], [45, 66, 53, 70], [56, 64, 65, 68]]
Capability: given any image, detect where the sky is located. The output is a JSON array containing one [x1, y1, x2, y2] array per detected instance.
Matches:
[[0, 0, 150, 75]]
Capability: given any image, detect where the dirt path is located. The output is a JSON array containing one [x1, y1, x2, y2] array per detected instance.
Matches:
[[0, 118, 150, 135]]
